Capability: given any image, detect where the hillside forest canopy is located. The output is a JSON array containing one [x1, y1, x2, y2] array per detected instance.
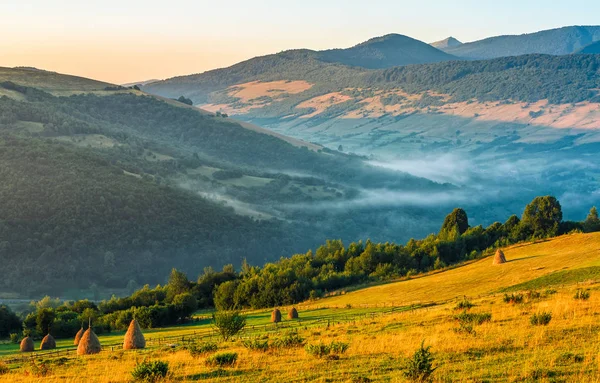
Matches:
[[1, 196, 598, 341]]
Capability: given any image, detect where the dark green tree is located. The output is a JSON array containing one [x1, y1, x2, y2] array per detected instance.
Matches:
[[584, 207, 600, 233], [36, 308, 56, 335], [440, 208, 469, 235], [0, 305, 22, 337], [171, 292, 198, 320], [166, 268, 190, 302], [213, 280, 239, 311], [521, 196, 563, 237]]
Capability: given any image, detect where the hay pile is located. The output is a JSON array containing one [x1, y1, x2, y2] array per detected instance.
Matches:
[[20, 337, 34, 352], [271, 309, 281, 323], [40, 333, 56, 350], [77, 328, 101, 355], [123, 319, 146, 350], [74, 327, 84, 345], [493, 249, 507, 265], [287, 307, 299, 320]]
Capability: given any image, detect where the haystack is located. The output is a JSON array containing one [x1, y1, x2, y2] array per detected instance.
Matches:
[[271, 309, 281, 323], [493, 249, 507, 265], [74, 327, 84, 345], [77, 328, 101, 355], [123, 319, 146, 350], [40, 333, 56, 350], [287, 307, 299, 320], [20, 336, 34, 352]]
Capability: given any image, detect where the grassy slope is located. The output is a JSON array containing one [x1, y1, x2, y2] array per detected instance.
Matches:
[[2, 234, 600, 381], [316, 232, 600, 307]]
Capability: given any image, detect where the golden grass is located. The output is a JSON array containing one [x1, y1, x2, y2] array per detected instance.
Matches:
[[317, 233, 600, 307], [4, 233, 600, 382]]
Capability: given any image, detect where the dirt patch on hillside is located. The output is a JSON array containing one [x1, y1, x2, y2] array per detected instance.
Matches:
[[229, 80, 313, 103]]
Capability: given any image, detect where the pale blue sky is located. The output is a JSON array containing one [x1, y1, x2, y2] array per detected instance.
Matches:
[[1, 0, 599, 83]]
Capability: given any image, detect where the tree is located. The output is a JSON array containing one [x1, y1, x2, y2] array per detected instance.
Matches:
[[212, 310, 246, 341], [584, 207, 600, 233], [36, 308, 56, 335], [0, 305, 21, 337], [166, 268, 190, 302], [440, 208, 469, 236], [521, 196, 563, 237], [171, 293, 198, 320], [213, 280, 238, 311]]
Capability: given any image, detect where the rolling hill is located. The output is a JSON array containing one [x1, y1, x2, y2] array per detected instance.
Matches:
[[314, 232, 600, 307], [0, 67, 459, 298], [430, 36, 462, 49], [317, 33, 458, 69], [443, 25, 600, 59]]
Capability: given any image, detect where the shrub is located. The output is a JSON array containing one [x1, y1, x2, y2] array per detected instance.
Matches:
[[188, 342, 217, 357], [530, 311, 552, 326], [131, 360, 169, 382], [454, 299, 474, 311], [526, 290, 542, 301], [305, 343, 331, 358], [454, 312, 491, 325], [404, 341, 436, 382], [0, 361, 8, 375], [305, 341, 350, 358], [503, 293, 524, 304], [273, 331, 305, 348], [242, 338, 269, 352], [9, 333, 19, 344], [212, 311, 246, 341], [574, 289, 590, 301], [330, 341, 350, 354], [205, 352, 238, 367]]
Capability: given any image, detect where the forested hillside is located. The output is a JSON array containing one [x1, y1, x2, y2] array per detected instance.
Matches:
[[0, 70, 458, 297], [443, 25, 600, 59]]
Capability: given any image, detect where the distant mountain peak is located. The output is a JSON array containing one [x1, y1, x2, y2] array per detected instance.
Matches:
[[430, 37, 463, 49]]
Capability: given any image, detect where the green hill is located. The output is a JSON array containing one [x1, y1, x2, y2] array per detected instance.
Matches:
[[318, 34, 458, 69], [0, 68, 456, 297], [443, 25, 600, 59]]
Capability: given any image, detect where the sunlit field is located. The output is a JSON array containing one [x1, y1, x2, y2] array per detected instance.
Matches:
[[2, 233, 600, 382]]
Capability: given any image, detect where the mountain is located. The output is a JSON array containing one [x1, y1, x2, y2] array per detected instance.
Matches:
[[578, 40, 600, 54], [317, 34, 458, 69], [443, 25, 600, 59], [430, 36, 462, 49], [0, 67, 457, 297]]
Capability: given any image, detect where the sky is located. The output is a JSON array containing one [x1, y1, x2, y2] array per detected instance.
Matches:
[[1, 0, 600, 84]]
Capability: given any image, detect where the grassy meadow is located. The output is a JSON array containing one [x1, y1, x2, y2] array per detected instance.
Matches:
[[2, 233, 600, 382]]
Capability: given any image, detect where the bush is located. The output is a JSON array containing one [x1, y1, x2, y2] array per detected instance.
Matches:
[[205, 352, 238, 367], [305, 341, 349, 358], [454, 299, 474, 311], [574, 289, 590, 301], [9, 333, 19, 344], [242, 338, 269, 352], [212, 311, 246, 341], [530, 311, 552, 326], [131, 360, 169, 382], [0, 361, 8, 376], [503, 293, 524, 304], [454, 312, 491, 325], [305, 343, 331, 358], [404, 341, 436, 382], [272, 331, 305, 348], [188, 342, 217, 357], [330, 341, 349, 354]]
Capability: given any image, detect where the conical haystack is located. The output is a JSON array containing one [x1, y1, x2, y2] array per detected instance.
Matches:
[[123, 319, 146, 350], [40, 333, 56, 350], [493, 249, 507, 265], [271, 309, 282, 323], [74, 327, 84, 345], [287, 307, 299, 320], [77, 328, 101, 355], [20, 336, 34, 352]]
